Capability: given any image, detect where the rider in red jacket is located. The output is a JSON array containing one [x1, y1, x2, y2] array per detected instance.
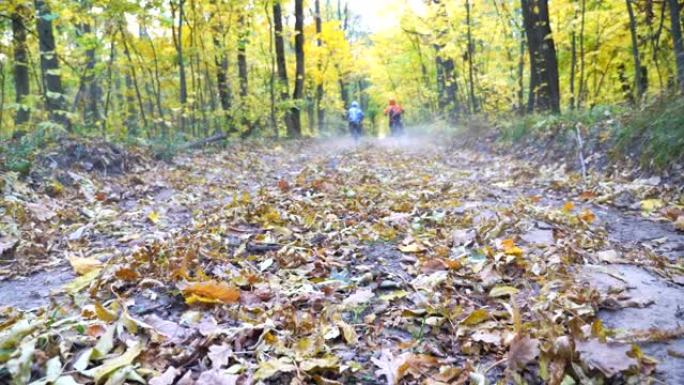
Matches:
[[384, 99, 404, 136]]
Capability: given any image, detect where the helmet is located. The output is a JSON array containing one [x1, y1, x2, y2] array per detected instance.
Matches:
[[351, 101, 359, 108]]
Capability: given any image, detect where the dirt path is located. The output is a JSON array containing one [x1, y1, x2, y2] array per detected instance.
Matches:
[[2, 136, 683, 384]]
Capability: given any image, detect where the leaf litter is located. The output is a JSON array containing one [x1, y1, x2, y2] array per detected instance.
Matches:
[[1, 137, 683, 384]]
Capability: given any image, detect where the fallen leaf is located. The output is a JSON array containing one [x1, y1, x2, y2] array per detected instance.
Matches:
[[84, 341, 142, 382], [461, 309, 490, 326], [342, 288, 374, 307], [182, 281, 240, 304], [63, 269, 101, 295], [300, 355, 339, 371], [68, 255, 103, 275], [489, 285, 519, 298], [196, 369, 239, 385], [371, 349, 408, 385], [150, 367, 180, 385], [640, 199, 664, 213], [576, 339, 637, 377], [147, 211, 160, 224], [208, 344, 233, 369], [507, 334, 540, 371], [253, 357, 296, 380]]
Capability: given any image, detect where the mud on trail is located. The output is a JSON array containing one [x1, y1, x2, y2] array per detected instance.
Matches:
[[1, 136, 683, 384]]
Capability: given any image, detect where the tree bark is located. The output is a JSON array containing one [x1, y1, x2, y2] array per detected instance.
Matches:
[[315, 0, 325, 133], [570, 1, 578, 110], [237, 14, 249, 99], [668, 0, 684, 92], [521, 0, 561, 113], [626, 0, 646, 100], [431, 0, 459, 119], [465, 0, 478, 113], [273, 1, 294, 135], [79, 22, 102, 127], [35, 0, 72, 130], [12, 5, 31, 126], [290, 0, 305, 137]]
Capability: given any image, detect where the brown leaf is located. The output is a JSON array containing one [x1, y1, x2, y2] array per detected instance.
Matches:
[[507, 334, 540, 371]]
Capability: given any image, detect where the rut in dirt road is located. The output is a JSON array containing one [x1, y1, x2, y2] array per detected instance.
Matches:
[[1, 137, 683, 384]]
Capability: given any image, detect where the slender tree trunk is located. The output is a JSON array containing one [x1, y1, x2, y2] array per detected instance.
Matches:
[[274, 1, 293, 135], [290, 0, 305, 137], [79, 22, 102, 127], [35, 0, 71, 130], [119, 27, 148, 129], [569, 1, 578, 110], [668, 0, 684, 92], [521, 0, 561, 113], [315, 0, 325, 133], [465, 0, 478, 113], [174, 0, 188, 105], [213, 35, 232, 115], [237, 14, 249, 99], [626, 0, 646, 99], [517, 35, 525, 114], [578, 0, 587, 108], [12, 6, 31, 126]]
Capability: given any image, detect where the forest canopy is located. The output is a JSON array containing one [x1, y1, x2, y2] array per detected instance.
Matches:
[[0, 0, 683, 139]]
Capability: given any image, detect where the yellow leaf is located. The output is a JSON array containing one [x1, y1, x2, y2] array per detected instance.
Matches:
[[337, 321, 358, 344], [640, 199, 664, 213], [501, 239, 523, 257], [489, 286, 519, 298], [182, 281, 240, 304], [300, 355, 339, 372], [562, 201, 575, 213], [579, 209, 596, 223], [63, 269, 101, 295], [461, 309, 490, 326], [253, 357, 296, 380], [95, 302, 118, 322], [68, 255, 103, 275], [147, 211, 160, 224], [398, 243, 426, 253]]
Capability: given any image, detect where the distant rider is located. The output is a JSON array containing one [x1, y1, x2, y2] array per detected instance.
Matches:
[[384, 99, 404, 136], [347, 101, 364, 141]]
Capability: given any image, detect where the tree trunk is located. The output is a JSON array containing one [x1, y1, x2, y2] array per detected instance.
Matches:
[[668, 0, 684, 92], [315, 0, 325, 133], [35, 0, 71, 130], [119, 27, 148, 129], [521, 0, 561, 113], [465, 0, 478, 113], [569, 1, 578, 110], [174, 0, 188, 105], [626, 0, 646, 100], [273, 1, 294, 134], [290, 0, 305, 137], [578, 0, 587, 108], [431, 0, 459, 119], [237, 14, 249, 99], [213, 35, 232, 114], [12, 6, 31, 126], [80, 22, 102, 127]]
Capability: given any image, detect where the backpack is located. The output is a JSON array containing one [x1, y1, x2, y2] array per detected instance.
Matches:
[[348, 107, 364, 124]]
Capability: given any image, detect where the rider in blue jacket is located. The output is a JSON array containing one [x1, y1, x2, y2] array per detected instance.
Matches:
[[347, 101, 364, 141]]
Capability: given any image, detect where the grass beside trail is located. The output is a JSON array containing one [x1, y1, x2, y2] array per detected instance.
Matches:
[[495, 95, 684, 169]]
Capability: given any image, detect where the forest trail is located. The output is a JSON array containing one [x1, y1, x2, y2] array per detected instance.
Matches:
[[2, 136, 684, 384]]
